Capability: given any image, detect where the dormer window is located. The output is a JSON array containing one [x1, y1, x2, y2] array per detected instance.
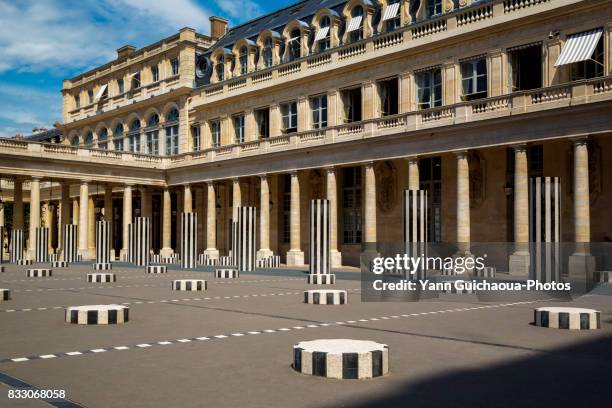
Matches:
[[287, 28, 301, 62], [239, 46, 248, 75], [263, 37, 274, 67], [216, 56, 225, 81], [315, 16, 331, 51], [383, 0, 401, 31], [347, 6, 364, 43]]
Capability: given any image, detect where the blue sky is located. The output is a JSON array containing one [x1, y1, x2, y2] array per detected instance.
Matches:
[[0, 0, 294, 137]]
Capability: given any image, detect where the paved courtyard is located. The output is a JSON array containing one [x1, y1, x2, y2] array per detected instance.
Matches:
[[0, 263, 610, 407]]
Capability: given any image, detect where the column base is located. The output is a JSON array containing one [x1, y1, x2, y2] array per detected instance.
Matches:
[[78, 249, 95, 260], [568, 253, 596, 277], [286, 250, 304, 266], [160, 247, 174, 257], [509, 252, 530, 275], [331, 250, 342, 268], [204, 249, 220, 260], [119, 248, 128, 261], [256, 249, 274, 260]]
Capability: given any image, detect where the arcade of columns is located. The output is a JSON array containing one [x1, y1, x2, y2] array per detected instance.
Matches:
[[0, 138, 592, 270]]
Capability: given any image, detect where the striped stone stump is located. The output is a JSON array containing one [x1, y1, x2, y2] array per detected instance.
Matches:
[[65, 305, 129, 325], [26, 269, 52, 277], [404, 190, 428, 280], [1, 289, 10, 301], [62, 224, 78, 262], [218, 256, 233, 267], [150, 254, 161, 263], [35, 227, 49, 263], [87, 273, 116, 283], [49, 253, 59, 262], [172, 279, 208, 291], [534, 307, 600, 330], [128, 217, 151, 267], [51, 261, 68, 268], [181, 213, 198, 269], [594, 271, 612, 283], [146, 265, 167, 274], [17, 259, 32, 266], [293, 339, 389, 379], [94, 221, 112, 270], [256, 255, 281, 268], [200, 257, 217, 266], [162, 254, 180, 264], [307, 274, 335, 285], [304, 289, 347, 305], [215, 268, 239, 279], [474, 266, 496, 278], [529, 177, 561, 283], [10, 229, 24, 263], [92, 263, 112, 270], [309, 199, 331, 275], [234, 207, 256, 272]]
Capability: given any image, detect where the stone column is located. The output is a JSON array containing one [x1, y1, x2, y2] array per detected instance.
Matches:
[[204, 182, 219, 259], [195, 186, 205, 254], [72, 198, 79, 225], [232, 178, 241, 220], [87, 196, 95, 255], [326, 167, 342, 267], [287, 171, 304, 265], [407, 157, 420, 190], [59, 182, 70, 253], [183, 184, 192, 213], [456, 151, 470, 253], [78, 181, 90, 259], [27, 177, 41, 259], [120, 185, 132, 259], [160, 188, 173, 257], [509, 145, 530, 274], [364, 162, 377, 251], [257, 175, 273, 259], [569, 138, 595, 274], [13, 179, 24, 230]]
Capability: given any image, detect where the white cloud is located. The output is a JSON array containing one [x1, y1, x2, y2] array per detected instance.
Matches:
[[108, 0, 210, 31], [217, 0, 263, 21]]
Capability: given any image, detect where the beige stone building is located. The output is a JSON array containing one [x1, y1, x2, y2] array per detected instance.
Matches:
[[1, 0, 611, 272]]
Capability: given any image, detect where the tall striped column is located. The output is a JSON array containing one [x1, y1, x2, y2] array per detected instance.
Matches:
[[62, 224, 78, 262], [235, 207, 256, 272], [94, 221, 112, 269], [10, 229, 24, 263], [35, 227, 49, 263], [309, 199, 331, 275], [0, 226, 4, 264], [181, 213, 197, 269], [404, 190, 428, 280], [129, 217, 151, 267], [529, 177, 561, 283]]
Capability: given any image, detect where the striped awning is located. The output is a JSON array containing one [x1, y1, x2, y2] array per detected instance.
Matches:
[[554, 28, 603, 67], [314, 26, 330, 42], [94, 84, 107, 102], [346, 16, 363, 33], [382, 3, 400, 21]]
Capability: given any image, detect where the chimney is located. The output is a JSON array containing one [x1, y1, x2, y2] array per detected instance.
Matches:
[[117, 45, 136, 59], [209, 16, 228, 40]]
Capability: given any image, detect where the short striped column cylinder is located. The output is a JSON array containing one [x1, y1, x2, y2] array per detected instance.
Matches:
[[218, 256, 233, 266], [534, 307, 600, 330], [181, 213, 198, 269], [150, 254, 161, 263], [162, 254, 180, 264], [304, 289, 347, 305], [35, 227, 49, 263], [128, 217, 151, 266], [146, 265, 167, 274], [1, 289, 10, 301], [93, 221, 112, 270], [62, 224, 78, 262], [307, 274, 335, 285], [309, 199, 330, 275], [474, 266, 496, 278], [172, 279, 207, 291], [200, 257, 217, 266], [529, 177, 561, 283], [26, 268, 52, 277], [49, 253, 59, 262], [51, 261, 68, 268], [293, 339, 389, 379], [10, 229, 24, 263], [87, 273, 116, 283], [17, 259, 32, 266], [92, 262, 112, 270], [235, 207, 256, 272], [215, 268, 239, 279], [256, 255, 281, 268], [404, 190, 428, 280], [594, 271, 612, 283], [65, 305, 129, 325]]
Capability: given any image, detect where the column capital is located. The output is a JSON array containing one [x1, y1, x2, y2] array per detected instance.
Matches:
[[289, 170, 299, 177], [511, 143, 528, 152], [571, 136, 589, 146], [80, 179, 90, 186], [258, 174, 268, 181], [324, 166, 336, 174], [405, 156, 419, 163], [31, 176, 42, 181], [453, 150, 469, 158], [363, 161, 375, 169]]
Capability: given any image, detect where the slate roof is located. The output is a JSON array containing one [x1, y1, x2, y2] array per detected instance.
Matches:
[[25, 128, 61, 142]]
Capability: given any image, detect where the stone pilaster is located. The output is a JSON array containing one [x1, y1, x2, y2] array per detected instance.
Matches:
[[509, 145, 530, 274], [87, 196, 95, 255], [407, 157, 420, 190], [27, 177, 41, 259], [160, 188, 173, 257], [326, 167, 341, 267], [257, 175, 273, 259], [232, 178, 241, 220], [120, 185, 132, 259], [455, 152, 470, 253], [183, 184, 193, 213], [204, 182, 219, 259], [72, 198, 79, 225], [286, 171, 304, 266], [78, 181, 90, 259], [364, 162, 377, 251]]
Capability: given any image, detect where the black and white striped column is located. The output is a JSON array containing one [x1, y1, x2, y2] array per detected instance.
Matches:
[[215, 268, 239, 278], [309, 199, 330, 275], [529, 177, 561, 283], [256, 255, 281, 268], [94, 221, 112, 270], [1, 288, 11, 301], [62, 224, 78, 263], [172, 279, 207, 291], [10, 229, 24, 263], [87, 273, 116, 283], [65, 305, 129, 325], [129, 217, 151, 267], [26, 268, 52, 277], [234, 207, 256, 272], [35, 227, 49, 263], [181, 213, 198, 269], [146, 265, 167, 274], [404, 190, 428, 280], [534, 307, 600, 330], [304, 289, 347, 305]]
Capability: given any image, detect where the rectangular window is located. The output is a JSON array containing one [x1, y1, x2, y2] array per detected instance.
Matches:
[[383, 2, 401, 32], [233, 114, 245, 144], [191, 125, 201, 151], [114, 138, 124, 151], [341, 87, 362, 123], [151, 65, 159, 82], [129, 133, 140, 153], [87, 90, 93, 104], [210, 120, 221, 147], [146, 130, 159, 155], [75, 95, 80, 108], [117, 79, 124, 94], [461, 58, 487, 101], [416, 68, 442, 109], [419, 157, 442, 242], [132, 72, 141, 90], [377, 77, 399, 116], [171, 58, 180, 76], [281, 101, 297, 133], [255, 107, 269, 139], [508, 44, 542, 91], [427, 0, 442, 17], [343, 167, 362, 244], [282, 174, 291, 244], [570, 33, 604, 81], [310, 95, 327, 129], [165, 125, 179, 155]]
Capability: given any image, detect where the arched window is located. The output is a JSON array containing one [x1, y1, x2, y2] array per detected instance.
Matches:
[[165, 108, 179, 155], [263, 37, 274, 68], [114, 124, 125, 151], [145, 115, 159, 155], [316, 16, 331, 51], [239, 46, 248, 75], [70, 136, 79, 146], [147, 114, 160, 128], [348, 6, 364, 43], [287, 28, 301, 62], [166, 108, 179, 122], [98, 128, 108, 149], [84, 131, 93, 146], [130, 120, 141, 132], [216, 55, 225, 81]]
